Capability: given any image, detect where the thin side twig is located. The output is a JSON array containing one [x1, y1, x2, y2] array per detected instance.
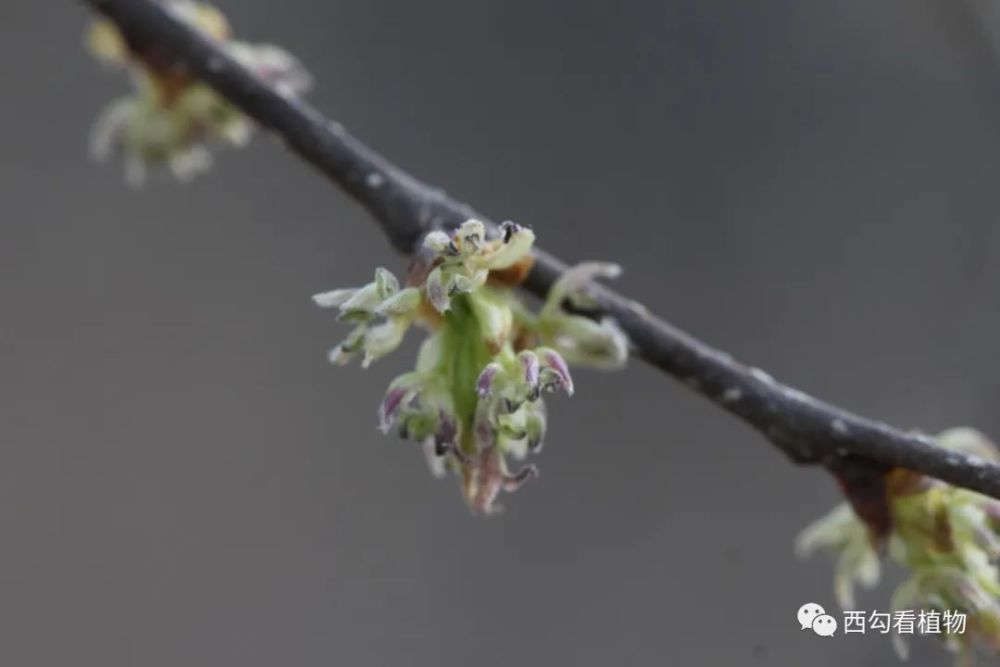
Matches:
[[81, 0, 1000, 501]]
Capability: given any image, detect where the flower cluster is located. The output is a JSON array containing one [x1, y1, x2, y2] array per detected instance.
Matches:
[[313, 220, 627, 514], [798, 428, 1000, 663], [87, 0, 311, 184]]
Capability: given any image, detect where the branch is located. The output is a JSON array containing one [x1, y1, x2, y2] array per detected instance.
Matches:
[[81, 0, 1000, 500]]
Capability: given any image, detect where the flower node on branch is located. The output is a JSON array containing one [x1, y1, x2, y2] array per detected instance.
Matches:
[[87, 0, 310, 184], [313, 221, 628, 514], [798, 428, 1000, 662]]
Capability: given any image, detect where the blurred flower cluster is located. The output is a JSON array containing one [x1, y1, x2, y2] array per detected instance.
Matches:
[[87, 0, 310, 184], [798, 428, 1000, 664], [313, 220, 628, 514]]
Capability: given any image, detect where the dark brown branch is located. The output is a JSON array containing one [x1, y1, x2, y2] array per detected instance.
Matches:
[[81, 0, 1000, 500]]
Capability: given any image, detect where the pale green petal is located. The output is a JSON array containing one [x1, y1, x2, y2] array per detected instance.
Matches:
[[545, 315, 628, 370], [795, 503, 858, 556], [455, 219, 486, 252], [339, 282, 382, 316], [89, 98, 134, 161], [475, 224, 535, 270], [168, 146, 213, 181], [543, 261, 621, 316], [373, 267, 398, 297], [361, 317, 410, 367], [468, 290, 513, 351], [328, 326, 365, 365], [426, 266, 450, 313], [376, 287, 421, 316], [423, 230, 452, 255], [312, 288, 357, 309], [415, 333, 445, 373]]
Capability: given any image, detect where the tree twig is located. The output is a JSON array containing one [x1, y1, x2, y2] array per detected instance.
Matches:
[[81, 0, 1000, 500]]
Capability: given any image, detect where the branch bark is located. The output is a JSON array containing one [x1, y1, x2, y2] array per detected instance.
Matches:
[[81, 0, 1000, 500]]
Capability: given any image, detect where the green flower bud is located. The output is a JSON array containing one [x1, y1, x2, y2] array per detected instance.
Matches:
[[313, 267, 419, 367], [376, 287, 422, 317], [795, 503, 880, 608], [534, 261, 629, 369], [469, 221, 536, 271], [467, 288, 514, 353], [87, 1, 310, 183], [798, 428, 1000, 662], [315, 221, 626, 514]]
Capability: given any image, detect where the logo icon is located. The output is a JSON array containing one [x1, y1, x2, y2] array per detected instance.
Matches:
[[812, 614, 838, 637], [798, 602, 837, 637]]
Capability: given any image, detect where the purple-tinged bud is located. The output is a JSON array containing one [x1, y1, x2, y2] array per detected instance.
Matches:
[[435, 409, 459, 448], [539, 348, 574, 396], [518, 351, 540, 398], [477, 363, 503, 398], [377, 385, 412, 434]]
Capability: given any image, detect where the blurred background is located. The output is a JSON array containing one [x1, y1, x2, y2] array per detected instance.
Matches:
[[4, 0, 1000, 664]]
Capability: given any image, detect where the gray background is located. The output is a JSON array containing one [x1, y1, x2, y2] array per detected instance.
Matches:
[[3, 0, 1000, 665]]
